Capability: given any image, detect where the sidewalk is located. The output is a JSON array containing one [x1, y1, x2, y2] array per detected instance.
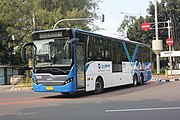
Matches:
[[152, 74, 180, 82], [0, 85, 32, 91], [0, 85, 14, 91]]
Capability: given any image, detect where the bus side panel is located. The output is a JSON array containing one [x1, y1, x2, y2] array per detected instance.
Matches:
[[110, 72, 132, 87], [85, 61, 133, 92], [85, 61, 112, 92], [143, 62, 152, 82], [86, 73, 132, 90]]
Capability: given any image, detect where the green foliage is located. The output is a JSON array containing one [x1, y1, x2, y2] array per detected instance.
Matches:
[[118, 0, 180, 46], [0, 0, 101, 65], [160, 66, 169, 74], [152, 66, 168, 75]]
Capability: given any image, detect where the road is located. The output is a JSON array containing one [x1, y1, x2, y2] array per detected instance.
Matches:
[[0, 81, 180, 120]]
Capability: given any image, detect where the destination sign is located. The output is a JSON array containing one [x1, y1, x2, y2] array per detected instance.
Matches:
[[32, 30, 72, 40], [39, 31, 63, 39]]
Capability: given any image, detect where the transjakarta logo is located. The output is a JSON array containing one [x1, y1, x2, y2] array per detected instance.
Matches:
[[98, 63, 110, 69]]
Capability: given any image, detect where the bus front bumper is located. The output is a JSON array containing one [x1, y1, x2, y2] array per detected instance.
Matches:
[[32, 82, 76, 93]]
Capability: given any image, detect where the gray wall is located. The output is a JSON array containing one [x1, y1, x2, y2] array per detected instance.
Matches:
[[0, 66, 19, 85]]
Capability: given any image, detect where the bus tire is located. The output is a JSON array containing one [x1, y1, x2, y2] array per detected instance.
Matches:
[[139, 74, 144, 85], [94, 77, 104, 94], [62, 92, 70, 95], [133, 74, 138, 87]]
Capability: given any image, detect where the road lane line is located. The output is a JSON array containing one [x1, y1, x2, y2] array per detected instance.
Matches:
[[105, 107, 180, 113]]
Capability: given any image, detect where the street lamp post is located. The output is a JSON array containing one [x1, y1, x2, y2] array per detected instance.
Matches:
[[53, 14, 105, 29], [120, 12, 141, 17], [53, 18, 94, 29]]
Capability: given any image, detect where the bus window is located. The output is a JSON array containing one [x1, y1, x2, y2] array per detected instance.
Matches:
[[104, 39, 111, 61], [112, 40, 118, 72], [87, 36, 94, 61], [117, 41, 122, 72], [112, 40, 122, 72]]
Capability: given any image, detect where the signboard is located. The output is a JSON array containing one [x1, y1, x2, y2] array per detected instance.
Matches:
[[160, 51, 180, 57], [166, 38, 174, 46], [32, 30, 71, 40], [141, 22, 150, 31]]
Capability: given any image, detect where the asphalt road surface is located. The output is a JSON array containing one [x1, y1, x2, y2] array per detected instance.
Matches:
[[0, 81, 180, 120]]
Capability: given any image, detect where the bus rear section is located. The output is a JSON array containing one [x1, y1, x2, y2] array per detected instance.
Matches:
[[85, 61, 152, 93]]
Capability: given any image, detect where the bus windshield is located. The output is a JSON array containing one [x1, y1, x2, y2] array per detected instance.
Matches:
[[34, 37, 72, 67]]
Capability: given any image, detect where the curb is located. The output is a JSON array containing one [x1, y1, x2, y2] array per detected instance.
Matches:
[[152, 77, 180, 82], [0, 85, 14, 91], [11, 86, 32, 91], [0, 85, 32, 91]]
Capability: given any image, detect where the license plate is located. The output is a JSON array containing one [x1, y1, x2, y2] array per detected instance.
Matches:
[[46, 86, 54, 91]]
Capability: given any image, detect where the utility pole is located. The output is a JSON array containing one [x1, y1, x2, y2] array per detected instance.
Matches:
[[155, 0, 160, 74], [167, 19, 173, 76], [32, 13, 36, 31], [152, 0, 163, 75]]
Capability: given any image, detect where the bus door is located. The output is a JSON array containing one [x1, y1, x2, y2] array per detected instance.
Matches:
[[76, 43, 85, 90]]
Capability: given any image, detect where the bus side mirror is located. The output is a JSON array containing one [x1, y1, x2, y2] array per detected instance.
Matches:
[[68, 38, 79, 44], [101, 14, 105, 22], [64, 38, 79, 50], [21, 42, 37, 63]]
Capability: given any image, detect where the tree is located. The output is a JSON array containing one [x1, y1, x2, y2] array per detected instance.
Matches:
[[118, 0, 180, 49], [0, 0, 101, 65], [117, 15, 136, 36], [160, 0, 180, 51], [118, 0, 180, 70]]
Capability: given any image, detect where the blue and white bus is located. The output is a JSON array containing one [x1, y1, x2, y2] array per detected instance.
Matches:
[[21, 28, 152, 94]]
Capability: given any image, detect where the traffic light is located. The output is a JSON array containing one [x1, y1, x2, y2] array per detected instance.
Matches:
[[101, 14, 105, 22]]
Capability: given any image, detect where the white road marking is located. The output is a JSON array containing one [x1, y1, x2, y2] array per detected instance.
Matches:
[[105, 107, 180, 113]]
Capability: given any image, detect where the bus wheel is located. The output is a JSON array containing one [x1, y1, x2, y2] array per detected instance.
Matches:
[[139, 74, 144, 85], [94, 78, 104, 94], [61, 92, 70, 95], [133, 75, 138, 87]]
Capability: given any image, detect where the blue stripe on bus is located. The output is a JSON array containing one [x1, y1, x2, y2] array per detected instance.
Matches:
[[122, 42, 132, 63], [71, 30, 77, 92], [31, 70, 36, 82], [67, 65, 76, 79], [85, 64, 90, 72], [122, 42, 139, 66], [132, 45, 139, 62]]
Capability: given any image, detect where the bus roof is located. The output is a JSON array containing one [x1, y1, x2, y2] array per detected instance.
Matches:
[[73, 28, 150, 47], [32, 28, 150, 47]]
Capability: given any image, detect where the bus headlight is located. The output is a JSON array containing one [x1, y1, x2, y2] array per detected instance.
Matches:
[[36, 75, 42, 80], [64, 77, 73, 85]]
